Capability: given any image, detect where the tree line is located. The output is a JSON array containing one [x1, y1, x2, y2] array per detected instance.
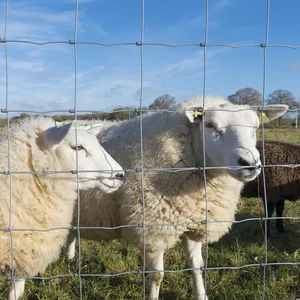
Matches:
[[227, 88, 300, 127], [6, 89, 299, 128]]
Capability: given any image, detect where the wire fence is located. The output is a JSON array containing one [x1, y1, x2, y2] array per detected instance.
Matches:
[[1, 0, 300, 299]]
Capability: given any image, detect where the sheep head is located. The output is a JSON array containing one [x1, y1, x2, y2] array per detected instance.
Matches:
[[185, 103, 288, 183], [39, 121, 125, 193]]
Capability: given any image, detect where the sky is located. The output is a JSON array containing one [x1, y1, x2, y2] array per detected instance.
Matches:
[[0, 0, 300, 114]]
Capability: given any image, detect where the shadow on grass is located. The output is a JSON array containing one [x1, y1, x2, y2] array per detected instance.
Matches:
[[213, 210, 300, 253]]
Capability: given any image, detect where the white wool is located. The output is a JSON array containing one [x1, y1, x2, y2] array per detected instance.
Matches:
[[177, 94, 229, 110], [0, 117, 77, 277], [0, 116, 124, 299], [74, 95, 256, 246]]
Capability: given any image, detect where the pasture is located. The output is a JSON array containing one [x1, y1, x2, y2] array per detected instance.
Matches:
[[0, 127, 300, 299]]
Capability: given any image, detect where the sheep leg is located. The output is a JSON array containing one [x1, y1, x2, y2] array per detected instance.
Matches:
[[146, 248, 164, 300], [66, 231, 77, 261], [262, 199, 275, 239], [183, 236, 208, 300], [275, 199, 286, 234], [8, 278, 25, 300]]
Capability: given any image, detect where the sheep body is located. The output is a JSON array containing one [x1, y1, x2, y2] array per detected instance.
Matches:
[[76, 96, 248, 247], [68, 95, 288, 299], [241, 140, 300, 236], [0, 117, 124, 299], [77, 158, 243, 247]]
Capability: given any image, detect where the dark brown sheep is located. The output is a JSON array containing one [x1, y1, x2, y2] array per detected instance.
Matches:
[[241, 140, 300, 237]]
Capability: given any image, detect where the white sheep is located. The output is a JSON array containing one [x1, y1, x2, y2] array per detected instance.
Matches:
[[0, 117, 125, 300], [66, 95, 288, 300]]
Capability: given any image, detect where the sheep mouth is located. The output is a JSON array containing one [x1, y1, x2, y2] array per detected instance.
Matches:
[[228, 168, 261, 183], [78, 176, 123, 193], [98, 178, 124, 192]]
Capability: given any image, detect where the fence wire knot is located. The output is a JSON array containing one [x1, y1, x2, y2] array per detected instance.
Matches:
[[260, 263, 267, 267]]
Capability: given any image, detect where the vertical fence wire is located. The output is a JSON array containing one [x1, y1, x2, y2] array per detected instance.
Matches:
[[72, 0, 83, 298], [139, 0, 146, 298], [3, 0, 17, 299], [261, 0, 271, 298], [202, 0, 209, 298]]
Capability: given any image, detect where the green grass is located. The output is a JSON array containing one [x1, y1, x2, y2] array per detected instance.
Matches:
[[1, 128, 300, 299], [258, 127, 300, 144]]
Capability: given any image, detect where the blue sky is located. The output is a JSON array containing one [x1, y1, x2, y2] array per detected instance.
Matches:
[[0, 0, 300, 114]]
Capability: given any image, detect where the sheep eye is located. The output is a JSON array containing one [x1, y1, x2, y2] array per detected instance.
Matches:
[[71, 145, 85, 151], [205, 123, 214, 128]]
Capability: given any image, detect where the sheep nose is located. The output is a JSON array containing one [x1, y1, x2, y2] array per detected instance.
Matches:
[[115, 173, 124, 180], [238, 157, 251, 167]]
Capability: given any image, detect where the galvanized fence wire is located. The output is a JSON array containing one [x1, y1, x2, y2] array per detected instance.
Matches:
[[3, 0, 18, 299], [139, 0, 146, 298], [261, 0, 271, 299], [1, 0, 300, 299], [202, 0, 209, 298], [71, 0, 83, 298]]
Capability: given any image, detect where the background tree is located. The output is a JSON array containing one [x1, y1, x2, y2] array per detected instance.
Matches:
[[228, 88, 262, 106], [149, 94, 176, 111], [267, 89, 299, 127], [109, 106, 145, 121]]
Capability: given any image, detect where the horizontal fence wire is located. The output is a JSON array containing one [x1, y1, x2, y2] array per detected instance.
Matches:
[[0, 0, 299, 299], [1, 214, 300, 232], [0, 106, 298, 115], [2, 39, 300, 48], [1, 261, 300, 281]]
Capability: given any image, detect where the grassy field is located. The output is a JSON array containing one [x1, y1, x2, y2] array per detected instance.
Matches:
[[1, 128, 300, 299]]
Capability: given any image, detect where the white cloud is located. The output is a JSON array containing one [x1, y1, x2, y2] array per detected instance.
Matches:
[[0, 2, 75, 41], [213, 0, 233, 9], [151, 47, 229, 78], [0, 1, 233, 114]]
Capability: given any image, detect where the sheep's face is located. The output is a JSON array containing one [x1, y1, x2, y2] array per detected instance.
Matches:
[[186, 103, 288, 183], [41, 122, 125, 193]]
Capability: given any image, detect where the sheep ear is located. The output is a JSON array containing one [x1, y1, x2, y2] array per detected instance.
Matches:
[[258, 104, 289, 123], [76, 123, 103, 135], [185, 107, 203, 123], [41, 122, 73, 148]]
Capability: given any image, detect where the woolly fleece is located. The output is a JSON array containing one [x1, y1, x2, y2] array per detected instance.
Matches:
[[75, 95, 249, 251], [0, 117, 80, 277]]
